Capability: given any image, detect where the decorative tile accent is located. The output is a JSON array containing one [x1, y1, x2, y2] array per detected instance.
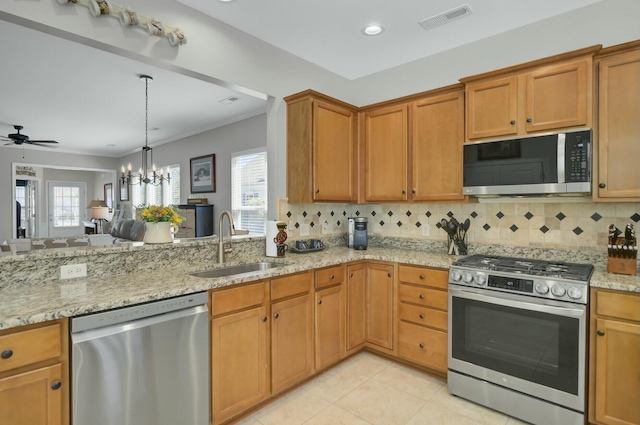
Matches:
[[436, 222, 442, 228], [406, 211, 412, 217], [496, 212, 504, 219], [631, 213, 640, 223], [330, 211, 335, 216], [343, 211, 347, 216], [591, 212, 602, 222], [426, 211, 432, 218], [397, 221, 403, 227], [416, 222, 422, 228], [388, 211, 393, 217], [379, 220, 385, 226], [510, 224, 519, 232], [447, 211, 454, 218], [355, 211, 360, 216], [295, 222, 300, 228], [483, 223, 491, 231], [470, 211, 478, 218], [337, 220, 341, 226], [524, 212, 534, 220], [556, 212, 566, 221], [286, 211, 292, 218], [310, 222, 315, 227], [303, 211, 308, 217], [371, 211, 377, 216], [317, 211, 322, 217], [573, 227, 584, 235], [540, 225, 549, 233]]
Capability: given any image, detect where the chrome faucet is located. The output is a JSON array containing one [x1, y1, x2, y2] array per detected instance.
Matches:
[[218, 211, 237, 263]]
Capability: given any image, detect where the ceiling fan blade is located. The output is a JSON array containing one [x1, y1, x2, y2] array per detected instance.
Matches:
[[28, 142, 59, 148], [0, 136, 11, 142], [28, 140, 59, 144]]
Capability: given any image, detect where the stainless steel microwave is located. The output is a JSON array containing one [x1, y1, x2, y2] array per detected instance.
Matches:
[[463, 129, 592, 196]]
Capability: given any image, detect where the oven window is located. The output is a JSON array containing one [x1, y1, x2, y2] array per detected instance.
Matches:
[[451, 297, 579, 395]]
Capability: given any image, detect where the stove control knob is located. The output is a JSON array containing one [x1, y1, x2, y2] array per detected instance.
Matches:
[[462, 273, 474, 283], [474, 275, 486, 286], [535, 282, 549, 294], [551, 285, 566, 297], [567, 287, 583, 300], [450, 270, 462, 282]]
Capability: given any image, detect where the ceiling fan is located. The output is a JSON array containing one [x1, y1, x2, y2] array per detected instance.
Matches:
[[1, 125, 59, 148]]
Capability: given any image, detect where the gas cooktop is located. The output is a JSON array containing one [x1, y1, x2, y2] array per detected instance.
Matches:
[[452, 254, 594, 282]]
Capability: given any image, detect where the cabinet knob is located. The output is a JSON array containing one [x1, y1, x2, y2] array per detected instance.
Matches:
[[526, 117, 532, 123], [330, 274, 334, 280], [412, 189, 416, 194], [318, 300, 323, 305], [316, 189, 320, 193], [419, 343, 424, 349], [349, 273, 353, 278], [1, 350, 12, 359], [262, 316, 268, 322], [597, 330, 605, 336], [419, 294, 425, 300], [510, 120, 516, 125], [402, 190, 406, 194], [419, 314, 425, 319], [274, 313, 279, 319], [419, 274, 425, 280], [387, 273, 392, 278], [51, 381, 62, 390], [599, 183, 606, 188]]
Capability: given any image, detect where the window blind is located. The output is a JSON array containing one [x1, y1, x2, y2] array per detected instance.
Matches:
[[231, 149, 267, 235]]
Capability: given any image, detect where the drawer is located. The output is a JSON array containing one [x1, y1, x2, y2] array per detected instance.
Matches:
[[398, 265, 448, 289], [398, 321, 447, 372], [398, 284, 447, 310], [211, 282, 267, 316], [398, 303, 448, 331], [315, 265, 345, 290], [594, 289, 640, 322], [271, 272, 312, 300], [0, 323, 62, 373]]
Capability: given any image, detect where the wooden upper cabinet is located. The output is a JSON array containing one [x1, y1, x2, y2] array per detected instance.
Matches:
[[595, 42, 640, 201], [463, 46, 598, 141], [411, 90, 465, 201], [285, 91, 357, 203], [466, 76, 518, 140], [364, 104, 409, 202]]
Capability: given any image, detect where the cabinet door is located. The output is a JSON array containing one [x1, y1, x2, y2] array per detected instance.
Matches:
[[212, 306, 269, 425], [596, 49, 640, 200], [593, 318, 640, 425], [412, 91, 465, 201], [366, 263, 394, 350], [398, 321, 447, 373], [0, 364, 63, 425], [365, 104, 408, 201], [271, 294, 314, 394], [466, 76, 518, 140], [315, 285, 345, 370], [525, 60, 589, 133], [346, 264, 366, 350], [313, 100, 356, 202]]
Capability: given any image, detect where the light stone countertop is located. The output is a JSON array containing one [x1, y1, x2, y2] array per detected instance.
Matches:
[[0, 246, 637, 331]]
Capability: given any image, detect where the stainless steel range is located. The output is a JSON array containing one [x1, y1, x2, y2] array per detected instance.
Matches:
[[448, 254, 594, 425]]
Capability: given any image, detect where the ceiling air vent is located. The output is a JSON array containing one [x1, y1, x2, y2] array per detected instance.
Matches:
[[219, 96, 240, 104], [419, 4, 473, 30]]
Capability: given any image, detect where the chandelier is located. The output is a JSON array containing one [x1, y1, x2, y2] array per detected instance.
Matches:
[[121, 75, 170, 187]]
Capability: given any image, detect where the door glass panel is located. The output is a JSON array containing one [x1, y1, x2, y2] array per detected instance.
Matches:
[[53, 186, 81, 227]]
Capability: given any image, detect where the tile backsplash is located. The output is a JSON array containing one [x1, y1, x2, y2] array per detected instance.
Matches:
[[278, 199, 640, 252]]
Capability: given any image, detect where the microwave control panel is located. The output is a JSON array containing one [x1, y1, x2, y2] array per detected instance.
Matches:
[[565, 131, 591, 183]]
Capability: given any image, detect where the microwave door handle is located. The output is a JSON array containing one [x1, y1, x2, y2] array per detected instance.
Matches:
[[450, 287, 584, 318], [557, 133, 566, 183]]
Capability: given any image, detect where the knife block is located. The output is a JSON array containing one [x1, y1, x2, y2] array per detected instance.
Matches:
[[607, 237, 638, 275]]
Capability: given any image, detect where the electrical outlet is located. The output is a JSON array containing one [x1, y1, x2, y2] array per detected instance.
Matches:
[[61, 282, 87, 297], [322, 221, 329, 234], [60, 263, 87, 280]]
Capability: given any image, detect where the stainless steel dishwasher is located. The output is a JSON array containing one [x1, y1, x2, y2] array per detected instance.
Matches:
[[71, 292, 209, 425]]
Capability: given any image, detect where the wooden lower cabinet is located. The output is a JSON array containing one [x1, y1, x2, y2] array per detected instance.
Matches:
[[346, 263, 367, 351], [366, 263, 394, 350], [0, 319, 68, 425], [315, 285, 345, 370], [589, 288, 640, 425], [270, 272, 314, 395], [398, 322, 447, 372]]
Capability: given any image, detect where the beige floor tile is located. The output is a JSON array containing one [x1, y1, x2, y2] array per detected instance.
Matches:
[[304, 364, 371, 402], [233, 416, 262, 425], [252, 387, 331, 425], [505, 417, 533, 425], [405, 402, 483, 425], [371, 363, 445, 402], [303, 405, 373, 425], [431, 386, 509, 425], [335, 379, 425, 425], [332, 352, 392, 378]]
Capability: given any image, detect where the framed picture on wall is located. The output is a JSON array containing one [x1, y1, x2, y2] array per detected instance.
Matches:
[[104, 183, 113, 209], [119, 181, 129, 201], [190, 154, 216, 193]]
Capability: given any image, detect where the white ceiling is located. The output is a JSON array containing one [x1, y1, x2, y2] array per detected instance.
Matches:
[[178, 0, 602, 80], [0, 0, 603, 158]]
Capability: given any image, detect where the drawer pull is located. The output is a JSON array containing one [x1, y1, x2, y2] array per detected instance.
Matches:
[[274, 313, 279, 319], [51, 381, 62, 390], [419, 314, 425, 319], [419, 294, 425, 300], [419, 343, 424, 349], [419, 275, 425, 280], [597, 330, 605, 336], [318, 300, 323, 305], [330, 275, 334, 280], [1, 350, 12, 359]]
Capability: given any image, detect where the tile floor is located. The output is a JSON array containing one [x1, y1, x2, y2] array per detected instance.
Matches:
[[235, 352, 531, 425]]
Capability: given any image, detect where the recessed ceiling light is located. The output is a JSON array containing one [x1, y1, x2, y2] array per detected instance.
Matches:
[[362, 25, 384, 36]]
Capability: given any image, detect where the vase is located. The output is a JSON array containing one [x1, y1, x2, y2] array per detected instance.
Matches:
[[144, 222, 177, 244]]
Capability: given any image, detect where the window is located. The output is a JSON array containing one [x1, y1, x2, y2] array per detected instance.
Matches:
[[52, 185, 81, 227], [131, 165, 180, 207], [232, 149, 267, 235]]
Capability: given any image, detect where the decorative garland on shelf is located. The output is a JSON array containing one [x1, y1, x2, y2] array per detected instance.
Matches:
[[57, 0, 187, 46]]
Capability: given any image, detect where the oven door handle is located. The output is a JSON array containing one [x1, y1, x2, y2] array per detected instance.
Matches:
[[449, 287, 585, 318]]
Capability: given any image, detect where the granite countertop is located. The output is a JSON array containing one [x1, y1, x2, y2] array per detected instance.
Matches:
[[0, 246, 638, 331]]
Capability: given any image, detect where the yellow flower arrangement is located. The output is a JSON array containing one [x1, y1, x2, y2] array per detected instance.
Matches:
[[139, 205, 184, 224]]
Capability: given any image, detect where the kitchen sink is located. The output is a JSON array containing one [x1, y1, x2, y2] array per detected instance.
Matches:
[[189, 262, 287, 279]]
